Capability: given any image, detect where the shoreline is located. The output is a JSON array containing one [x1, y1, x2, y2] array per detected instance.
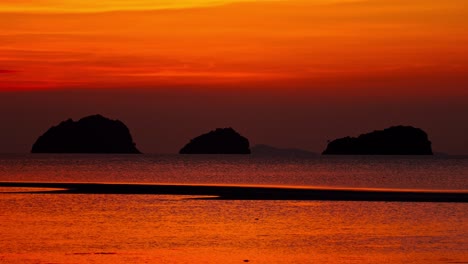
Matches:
[[0, 182, 467, 202]]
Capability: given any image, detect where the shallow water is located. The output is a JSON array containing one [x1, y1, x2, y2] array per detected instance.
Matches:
[[0, 154, 467, 263]]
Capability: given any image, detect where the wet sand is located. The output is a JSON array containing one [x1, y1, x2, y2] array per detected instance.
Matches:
[[0, 182, 467, 202]]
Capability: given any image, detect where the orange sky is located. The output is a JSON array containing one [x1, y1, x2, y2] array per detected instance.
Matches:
[[1, 0, 467, 94]]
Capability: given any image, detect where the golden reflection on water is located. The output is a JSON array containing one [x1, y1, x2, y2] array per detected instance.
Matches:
[[0, 193, 467, 263]]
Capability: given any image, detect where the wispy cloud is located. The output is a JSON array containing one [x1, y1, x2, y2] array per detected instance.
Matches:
[[0, 0, 280, 13], [0, 69, 16, 74]]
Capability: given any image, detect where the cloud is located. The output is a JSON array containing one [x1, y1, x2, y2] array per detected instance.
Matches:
[[0, 69, 16, 74], [0, 0, 278, 13]]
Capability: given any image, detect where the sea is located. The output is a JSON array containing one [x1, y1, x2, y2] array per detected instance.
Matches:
[[0, 154, 467, 263]]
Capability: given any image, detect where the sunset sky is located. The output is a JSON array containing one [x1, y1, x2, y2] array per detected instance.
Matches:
[[0, 0, 467, 154]]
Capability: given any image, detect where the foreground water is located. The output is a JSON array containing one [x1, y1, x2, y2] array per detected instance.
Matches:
[[0, 154, 467, 263]]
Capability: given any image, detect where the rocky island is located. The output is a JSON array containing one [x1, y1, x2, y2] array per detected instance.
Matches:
[[179, 128, 250, 154], [322, 126, 433, 155], [31, 114, 141, 153]]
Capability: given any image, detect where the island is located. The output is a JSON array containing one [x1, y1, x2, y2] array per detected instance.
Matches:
[[322, 126, 433, 155], [31, 114, 141, 153], [179, 128, 250, 154], [251, 144, 317, 157]]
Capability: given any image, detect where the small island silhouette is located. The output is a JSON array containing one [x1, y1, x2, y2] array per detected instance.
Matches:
[[179, 128, 251, 154], [31, 114, 140, 154], [322, 125, 433, 155], [251, 144, 317, 157]]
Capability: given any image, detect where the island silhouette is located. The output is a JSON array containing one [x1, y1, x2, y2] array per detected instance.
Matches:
[[179, 128, 250, 154], [322, 125, 433, 155], [31, 114, 140, 154], [30, 115, 437, 156]]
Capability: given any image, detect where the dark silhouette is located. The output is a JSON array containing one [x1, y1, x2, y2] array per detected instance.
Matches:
[[0, 182, 466, 203], [322, 126, 433, 155], [179, 128, 250, 154], [31, 114, 140, 153], [251, 144, 317, 157]]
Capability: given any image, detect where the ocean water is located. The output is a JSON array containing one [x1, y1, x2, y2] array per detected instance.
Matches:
[[1, 154, 467, 190], [0, 154, 467, 263]]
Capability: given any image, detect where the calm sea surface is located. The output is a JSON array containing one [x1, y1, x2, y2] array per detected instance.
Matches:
[[0, 154, 467, 263]]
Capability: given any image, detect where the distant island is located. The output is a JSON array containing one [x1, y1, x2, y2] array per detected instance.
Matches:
[[322, 126, 433, 155], [251, 144, 317, 157], [31, 114, 141, 154], [179, 128, 250, 154]]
